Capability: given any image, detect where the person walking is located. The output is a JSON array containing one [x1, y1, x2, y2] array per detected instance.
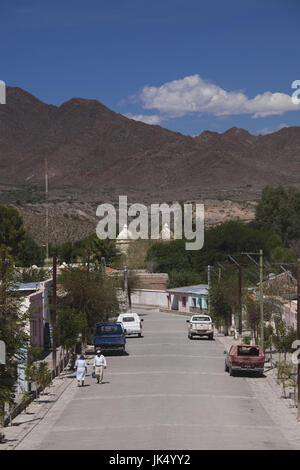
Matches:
[[93, 350, 107, 384], [75, 355, 87, 387]]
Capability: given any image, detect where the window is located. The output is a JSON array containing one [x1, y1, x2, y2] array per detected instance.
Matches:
[[192, 316, 211, 322], [96, 325, 123, 335], [182, 296, 187, 307], [237, 346, 259, 356]]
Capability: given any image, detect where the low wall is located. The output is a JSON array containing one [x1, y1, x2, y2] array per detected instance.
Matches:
[[3, 349, 70, 427], [131, 289, 169, 308]]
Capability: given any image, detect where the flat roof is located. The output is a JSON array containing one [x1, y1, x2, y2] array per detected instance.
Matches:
[[167, 284, 208, 295], [11, 282, 41, 291]]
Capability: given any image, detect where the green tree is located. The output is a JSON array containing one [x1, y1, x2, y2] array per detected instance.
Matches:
[[254, 186, 300, 244], [15, 236, 44, 267], [75, 234, 120, 266], [209, 267, 240, 335], [146, 239, 191, 273], [245, 295, 279, 346], [36, 362, 52, 392], [273, 318, 296, 360], [276, 360, 296, 399], [270, 246, 297, 263], [25, 344, 52, 399], [17, 267, 49, 283], [146, 220, 278, 278], [0, 205, 27, 257], [25, 361, 52, 399], [58, 266, 119, 343], [56, 308, 87, 353], [57, 241, 77, 265], [0, 264, 30, 423], [167, 269, 204, 288]]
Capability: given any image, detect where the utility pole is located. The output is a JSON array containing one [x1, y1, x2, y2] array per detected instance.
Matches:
[[52, 252, 57, 376], [238, 254, 242, 338], [297, 258, 300, 421], [124, 266, 128, 312], [207, 265, 211, 313], [259, 249, 264, 350]]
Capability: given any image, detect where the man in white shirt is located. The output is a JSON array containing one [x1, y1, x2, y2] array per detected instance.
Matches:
[[93, 349, 107, 384]]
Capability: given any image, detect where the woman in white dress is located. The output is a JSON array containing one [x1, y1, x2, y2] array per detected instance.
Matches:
[[75, 355, 87, 387]]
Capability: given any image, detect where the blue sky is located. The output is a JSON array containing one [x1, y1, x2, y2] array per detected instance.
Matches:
[[1, 0, 300, 135]]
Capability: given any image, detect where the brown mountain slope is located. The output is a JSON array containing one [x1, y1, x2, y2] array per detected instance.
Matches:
[[0, 86, 300, 205]]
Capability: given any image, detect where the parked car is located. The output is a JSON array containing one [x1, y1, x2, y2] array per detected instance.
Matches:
[[117, 312, 144, 337], [186, 314, 214, 340], [224, 344, 265, 376], [93, 321, 126, 354]]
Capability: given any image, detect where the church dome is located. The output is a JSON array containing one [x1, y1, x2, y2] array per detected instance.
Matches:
[[117, 224, 134, 240], [160, 223, 173, 240]]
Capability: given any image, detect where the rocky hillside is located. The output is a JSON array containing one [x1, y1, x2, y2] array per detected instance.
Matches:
[[0, 87, 300, 206], [0, 86, 299, 242]]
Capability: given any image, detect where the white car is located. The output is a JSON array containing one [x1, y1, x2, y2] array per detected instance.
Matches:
[[117, 313, 144, 337], [186, 314, 214, 340]]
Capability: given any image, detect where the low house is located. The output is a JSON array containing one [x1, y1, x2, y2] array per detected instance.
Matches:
[[167, 285, 209, 313], [262, 271, 297, 300], [14, 280, 53, 349], [14, 280, 52, 395]]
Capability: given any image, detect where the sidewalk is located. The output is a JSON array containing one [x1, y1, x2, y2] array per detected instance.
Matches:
[[0, 345, 74, 447], [0, 351, 96, 450], [3, 346, 69, 426]]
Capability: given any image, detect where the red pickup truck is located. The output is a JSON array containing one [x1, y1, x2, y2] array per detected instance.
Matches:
[[224, 344, 265, 376]]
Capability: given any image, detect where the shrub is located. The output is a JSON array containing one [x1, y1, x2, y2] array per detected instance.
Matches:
[[242, 335, 251, 345]]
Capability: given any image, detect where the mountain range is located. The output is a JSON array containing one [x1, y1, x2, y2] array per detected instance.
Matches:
[[1, 86, 300, 207]]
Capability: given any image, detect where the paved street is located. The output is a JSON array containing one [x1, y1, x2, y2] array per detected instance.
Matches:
[[16, 309, 296, 450]]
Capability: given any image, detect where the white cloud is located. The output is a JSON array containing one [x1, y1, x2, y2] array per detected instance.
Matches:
[[125, 113, 164, 125], [135, 74, 300, 119]]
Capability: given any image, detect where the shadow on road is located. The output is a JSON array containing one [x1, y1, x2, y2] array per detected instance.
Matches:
[[228, 372, 266, 379], [189, 337, 215, 341], [11, 417, 42, 426], [126, 336, 144, 340]]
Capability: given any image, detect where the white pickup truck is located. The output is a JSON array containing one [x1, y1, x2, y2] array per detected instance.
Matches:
[[117, 312, 143, 337], [186, 314, 214, 340]]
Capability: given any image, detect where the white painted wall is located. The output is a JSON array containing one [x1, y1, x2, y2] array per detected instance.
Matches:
[[131, 289, 169, 308]]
